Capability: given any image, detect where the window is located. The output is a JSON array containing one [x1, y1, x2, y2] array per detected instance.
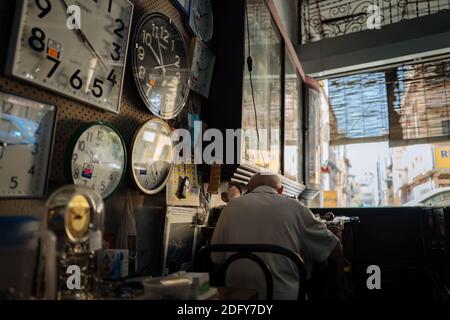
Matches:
[[315, 57, 450, 208], [284, 51, 303, 183], [242, 0, 282, 173]]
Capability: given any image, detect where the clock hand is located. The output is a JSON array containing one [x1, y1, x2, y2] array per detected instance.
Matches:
[[0, 141, 5, 160], [148, 43, 162, 66], [60, 0, 108, 71], [156, 36, 166, 75], [154, 62, 180, 70], [153, 162, 159, 178]]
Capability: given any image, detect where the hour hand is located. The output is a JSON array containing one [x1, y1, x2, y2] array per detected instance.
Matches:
[[60, 0, 108, 70]]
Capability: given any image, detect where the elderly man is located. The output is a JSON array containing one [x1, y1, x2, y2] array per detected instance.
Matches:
[[211, 172, 342, 300]]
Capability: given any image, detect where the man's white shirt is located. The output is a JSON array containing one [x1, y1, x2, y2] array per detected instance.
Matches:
[[211, 186, 338, 300]]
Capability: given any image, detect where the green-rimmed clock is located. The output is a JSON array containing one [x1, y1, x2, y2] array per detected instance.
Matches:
[[65, 122, 126, 199]]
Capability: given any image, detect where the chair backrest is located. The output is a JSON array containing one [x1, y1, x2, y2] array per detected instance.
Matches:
[[197, 244, 307, 300]]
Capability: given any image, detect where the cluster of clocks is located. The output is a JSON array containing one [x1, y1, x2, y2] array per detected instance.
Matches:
[[65, 119, 174, 199], [1, 0, 215, 199]]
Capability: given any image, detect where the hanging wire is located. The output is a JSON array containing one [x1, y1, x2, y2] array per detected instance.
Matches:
[[245, 0, 267, 167]]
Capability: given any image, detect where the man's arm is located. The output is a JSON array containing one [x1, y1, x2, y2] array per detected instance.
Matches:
[[296, 204, 342, 263]]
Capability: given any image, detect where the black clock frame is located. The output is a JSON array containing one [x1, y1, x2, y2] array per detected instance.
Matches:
[[131, 12, 190, 120]]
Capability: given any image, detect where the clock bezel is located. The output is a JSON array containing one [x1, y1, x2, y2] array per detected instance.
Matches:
[[64, 122, 127, 200], [0, 91, 58, 200], [5, 0, 134, 114], [189, 0, 214, 43], [131, 12, 191, 120], [130, 118, 174, 195]]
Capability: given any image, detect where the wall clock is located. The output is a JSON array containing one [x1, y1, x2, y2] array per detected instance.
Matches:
[[65, 122, 127, 199], [0, 92, 57, 198], [189, 0, 213, 43], [6, 0, 134, 114], [172, 0, 191, 15], [131, 13, 190, 119], [130, 119, 174, 195], [190, 37, 215, 98]]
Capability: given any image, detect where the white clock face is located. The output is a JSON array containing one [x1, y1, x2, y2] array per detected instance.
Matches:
[[69, 124, 126, 199], [6, 0, 134, 113], [189, 0, 213, 43], [0, 92, 57, 198], [131, 119, 174, 194], [190, 38, 215, 98]]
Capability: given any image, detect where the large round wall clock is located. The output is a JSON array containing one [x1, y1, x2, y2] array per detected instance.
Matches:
[[189, 0, 213, 43], [6, 0, 134, 114], [132, 13, 190, 119], [130, 119, 174, 195], [65, 122, 127, 199], [0, 92, 57, 198]]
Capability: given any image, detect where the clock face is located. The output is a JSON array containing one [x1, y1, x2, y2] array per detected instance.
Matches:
[[131, 119, 174, 194], [67, 123, 126, 199], [65, 194, 91, 243], [189, 0, 213, 43], [6, 0, 134, 113], [0, 92, 57, 198], [190, 37, 215, 98], [132, 13, 190, 119]]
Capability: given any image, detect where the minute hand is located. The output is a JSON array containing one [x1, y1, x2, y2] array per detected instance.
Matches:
[[60, 0, 108, 70]]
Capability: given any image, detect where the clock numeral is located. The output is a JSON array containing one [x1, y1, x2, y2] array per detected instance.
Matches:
[[109, 174, 116, 181], [72, 153, 78, 161], [46, 56, 61, 78], [152, 24, 169, 43], [29, 27, 46, 52], [78, 140, 85, 151], [139, 66, 146, 80], [29, 165, 36, 176], [1, 101, 13, 114], [70, 69, 83, 90], [142, 30, 152, 47], [35, 0, 52, 19], [137, 46, 145, 61], [87, 132, 94, 143], [97, 130, 104, 141], [10, 176, 18, 190], [111, 43, 121, 61], [107, 69, 118, 87], [92, 78, 104, 98], [108, 0, 113, 13], [114, 19, 125, 39], [74, 168, 80, 179], [100, 181, 106, 192]]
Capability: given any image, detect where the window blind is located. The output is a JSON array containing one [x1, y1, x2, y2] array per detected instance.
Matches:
[[328, 72, 389, 145], [388, 58, 450, 146]]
